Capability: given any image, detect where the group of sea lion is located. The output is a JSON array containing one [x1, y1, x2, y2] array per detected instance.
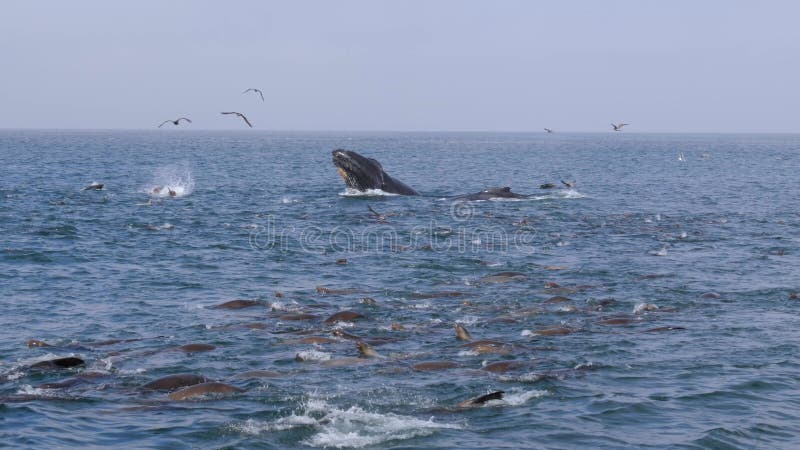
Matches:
[[40, 149, 694, 413]]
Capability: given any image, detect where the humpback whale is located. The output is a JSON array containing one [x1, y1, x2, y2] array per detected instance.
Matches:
[[332, 149, 536, 200], [332, 149, 419, 195]]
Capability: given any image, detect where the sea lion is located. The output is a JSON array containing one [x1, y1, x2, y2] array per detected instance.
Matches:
[[27, 339, 52, 348], [141, 374, 209, 391], [167, 382, 244, 401], [456, 391, 505, 408], [644, 326, 686, 333], [482, 361, 529, 373], [454, 323, 472, 341], [356, 341, 383, 358], [213, 299, 262, 309], [597, 316, 638, 326], [410, 291, 467, 299], [462, 340, 513, 355], [412, 361, 460, 371], [332, 329, 362, 340], [83, 182, 104, 190], [178, 343, 216, 353], [29, 357, 85, 370], [214, 300, 261, 309], [316, 286, 362, 295], [479, 272, 528, 283], [544, 295, 573, 304], [532, 327, 574, 336], [323, 311, 365, 325]]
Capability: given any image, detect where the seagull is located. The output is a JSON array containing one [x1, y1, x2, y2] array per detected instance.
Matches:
[[544, 128, 554, 133], [242, 88, 264, 101], [611, 123, 629, 131], [221, 111, 253, 128], [158, 117, 191, 128]]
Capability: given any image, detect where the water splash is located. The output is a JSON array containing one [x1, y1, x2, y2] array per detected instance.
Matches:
[[144, 164, 195, 198]]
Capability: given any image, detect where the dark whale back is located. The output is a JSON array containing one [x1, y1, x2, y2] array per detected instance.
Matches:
[[452, 187, 528, 201]]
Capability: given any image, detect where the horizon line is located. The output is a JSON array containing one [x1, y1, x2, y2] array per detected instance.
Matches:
[[2, 127, 800, 135]]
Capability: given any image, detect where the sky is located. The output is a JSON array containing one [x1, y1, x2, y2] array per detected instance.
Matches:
[[2, 0, 800, 132]]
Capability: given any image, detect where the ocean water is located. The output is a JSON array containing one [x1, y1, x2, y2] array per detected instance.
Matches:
[[2, 130, 800, 449]]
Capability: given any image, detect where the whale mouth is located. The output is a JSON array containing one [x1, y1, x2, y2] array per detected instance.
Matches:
[[332, 149, 383, 191]]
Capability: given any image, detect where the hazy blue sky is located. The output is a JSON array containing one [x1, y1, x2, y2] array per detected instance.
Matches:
[[2, 1, 799, 132]]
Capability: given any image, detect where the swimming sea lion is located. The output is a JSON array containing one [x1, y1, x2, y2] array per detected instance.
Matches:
[[167, 382, 244, 401], [479, 272, 528, 283], [356, 341, 383, 358], [141, 374, 209, 391], [30, 357, 85, 370], [178, 343, 216, 353], [454, 323, 472, 341], [412, 361, 460, 371], [83, 182, 104, 190], [456, 391, 505, 408], [323, 311, 365, 325], [213, 299, 262, 309]]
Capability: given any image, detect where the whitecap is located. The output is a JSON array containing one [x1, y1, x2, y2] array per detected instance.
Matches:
[[304, 403, 460, 448]]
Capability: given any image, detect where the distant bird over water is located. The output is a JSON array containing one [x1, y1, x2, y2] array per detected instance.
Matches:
[[221, 111, 253, 128], [158, 117, 191, 128], [242, 88, 264, 101], [611, 123, 629, 131], [544, 128, 554, 133]]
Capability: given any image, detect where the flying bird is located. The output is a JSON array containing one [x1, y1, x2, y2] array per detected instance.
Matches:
[[242, 88, 264, 101], [221, 111, 253, 128], [544, 128, 554, 133], [611, 123, 629, 131], [158, 117, 192, 128]]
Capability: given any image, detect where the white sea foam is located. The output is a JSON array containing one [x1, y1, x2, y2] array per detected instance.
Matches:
[[495, 388, 547, 406], [296, 350, 332, 362], [339, 188, 399, 197], [233, 398, 460, 448], [651, 247, 668, 256], [456, 315, 479, 326], [17, 384, 60, 397]]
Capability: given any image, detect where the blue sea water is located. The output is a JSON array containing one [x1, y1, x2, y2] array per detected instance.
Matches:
[[1, 130, 800, 449]]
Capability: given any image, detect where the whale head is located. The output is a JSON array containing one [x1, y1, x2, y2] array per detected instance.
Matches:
[[331, 149, 420, 195], [331, 149, 388, 192]]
